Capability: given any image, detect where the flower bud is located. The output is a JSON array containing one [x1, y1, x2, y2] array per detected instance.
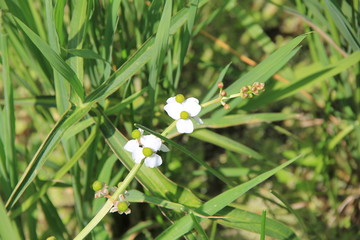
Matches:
[[117, 202, 129, 213], [217, 82, 224, 88], [224, 104, 231, 110], [241, 86, 249, 92], [241, 92, 249, 98], [220, 90, 227, 97], [92, 180, 103, 191]]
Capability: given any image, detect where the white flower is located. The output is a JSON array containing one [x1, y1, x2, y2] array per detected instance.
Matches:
[[164, 94, 203, 133], [110, 193, 131, 215], [124, 129, 169, 168]]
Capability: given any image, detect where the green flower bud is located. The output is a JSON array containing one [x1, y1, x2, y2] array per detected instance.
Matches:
[[175, 94, 185, 103], [180, 111, 189, 119], [117, 202, 129, 212], [142, 147, 153, 157], [131, 129, 141, 139], [92, 180, 103, 191], [117, 181, 124, 188]]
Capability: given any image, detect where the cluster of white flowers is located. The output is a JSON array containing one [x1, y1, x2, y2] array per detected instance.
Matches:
[[124, 94, 202, 168], [124, 129, 169, 168]]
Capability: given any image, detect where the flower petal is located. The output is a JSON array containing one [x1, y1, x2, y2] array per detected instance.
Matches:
[[144, 154, 163, 168], [141, 135, 162, 151], [160, 144, 170, 152], [176, 119, 194, 133], [164, 102, 183, 120], [183, 98, 201, 116], [166, 96, 176, 104], [124, 139, 139, 152], [132, 148, 145, 163]]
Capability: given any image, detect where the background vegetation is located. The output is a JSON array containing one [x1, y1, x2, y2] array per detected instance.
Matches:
[[0, 0, 359, 239]]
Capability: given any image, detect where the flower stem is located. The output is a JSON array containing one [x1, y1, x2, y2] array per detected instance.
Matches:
[[200, 98, 221, 108], [73, 160, 144, 240], [161, 121, 176, 136]]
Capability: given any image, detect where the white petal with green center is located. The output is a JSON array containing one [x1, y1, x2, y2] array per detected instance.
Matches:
[[141, 135, 162, 151], [145, 154, 163, 168], [132, 148, 145, 163], [164, 101, 183, 120], [183, 98, 201, 116], [176, 119, 194, 133]]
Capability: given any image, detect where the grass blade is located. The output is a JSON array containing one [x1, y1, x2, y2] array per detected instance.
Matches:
[[0, 198, 21, 240], [12, 15, 84, 100], [5, 103, 93, 209], [156, 155, 301, 239], [0, 33, 17, 187]]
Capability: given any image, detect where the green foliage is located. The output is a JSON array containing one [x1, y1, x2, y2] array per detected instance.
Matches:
[[0, 0, 359, 239]]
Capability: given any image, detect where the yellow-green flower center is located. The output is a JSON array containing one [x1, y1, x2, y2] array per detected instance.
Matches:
[[92, 180, 103, 191], [142, 147, 153, 157], [175, 94, 185, 103], [131, 129, 141, 139], [117, 202, 129, 212], [180, 111, 189, 119]]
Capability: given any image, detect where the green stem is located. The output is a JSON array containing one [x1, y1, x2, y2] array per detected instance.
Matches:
[[73, 160, 144, 240], [161, 121, 176, 136], [201, 98, 221, 108]]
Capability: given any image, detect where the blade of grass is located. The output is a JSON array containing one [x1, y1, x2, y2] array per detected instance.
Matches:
[[148, 0, 172, 113], [45, 0, 69, 114], [0, 198, 21, 240], [243, 51, 360, 110], [12, 15, 84, 100], [10, 126, 97, 218], [260, 210, 266, 240], [173, 0, 199, 89], [156, 155, 301, 239], [190, 129, 264, 160], [5, 103, 93, 209], [85, 2, 207, 103], [201, 34, 307, 117], [0, 33, 17, 187], [201, 113, 297, 129], [324, 0, 360, 51], [202, 62, 231, 103]]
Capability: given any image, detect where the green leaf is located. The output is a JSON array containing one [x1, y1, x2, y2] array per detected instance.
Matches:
[[201, 34, 307, 117], [85, 4, 200, 103], [13, 16, 84, 100], [0, 33, 17, 187], [6, 103, 93, 209], [148, 0, 172, 105], [156, 155, 301, 239], [191, 129, 263, 160], [325, 0, 360, 51], [243, 51, 360, 110], [201, 113, 297, 129], [0, 198, 21, 240]]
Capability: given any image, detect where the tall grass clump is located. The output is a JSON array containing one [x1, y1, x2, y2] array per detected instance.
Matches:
[[0, 0, 359, 239]]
